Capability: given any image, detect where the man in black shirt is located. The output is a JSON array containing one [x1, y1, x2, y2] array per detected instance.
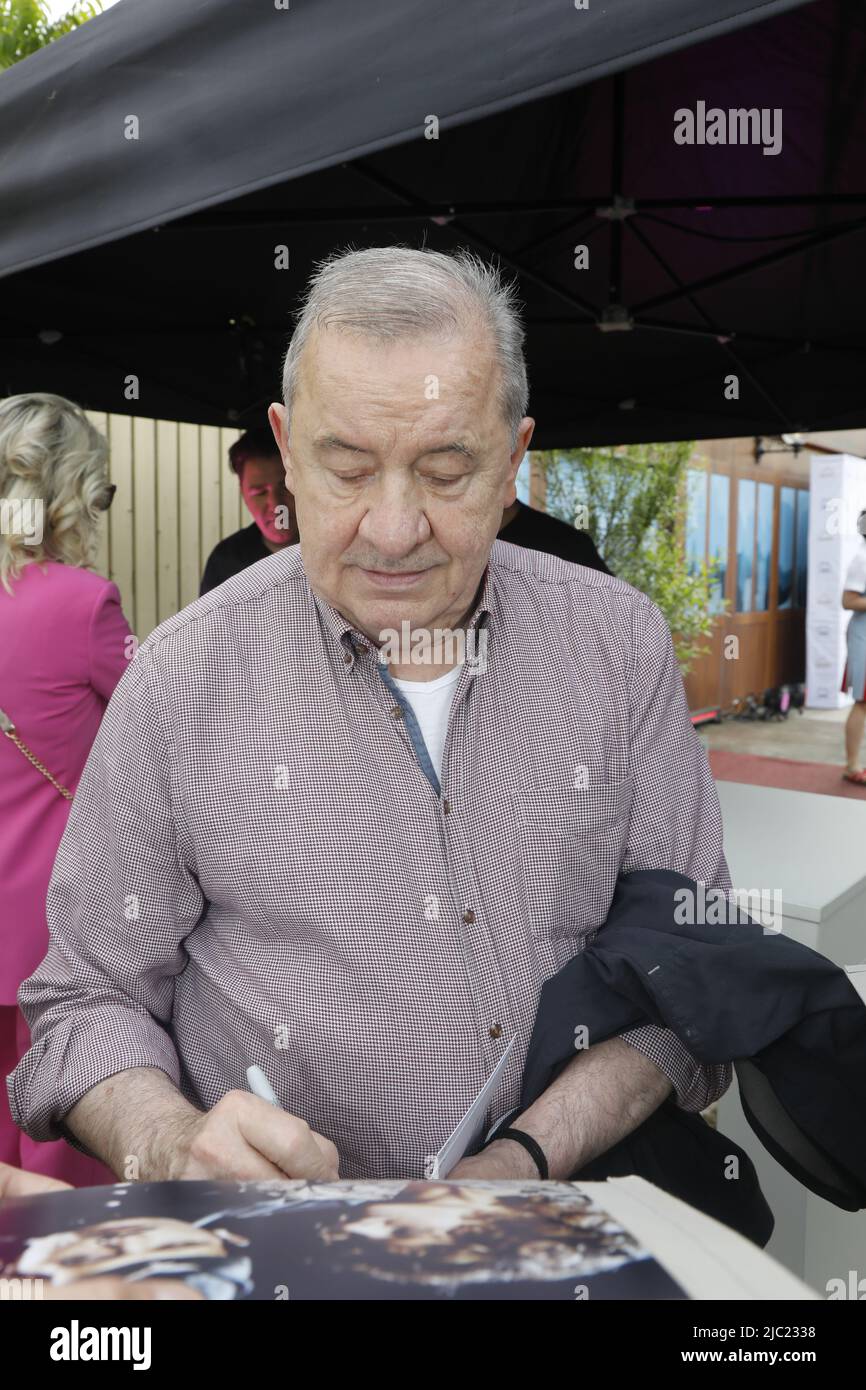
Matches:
[[498, 498, 611, 573], [200, 428, 298, 595]]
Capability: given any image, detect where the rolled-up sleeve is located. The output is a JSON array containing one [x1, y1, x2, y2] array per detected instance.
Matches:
[[617, 595, 732, 1112], [7, 642, 204, 1141]]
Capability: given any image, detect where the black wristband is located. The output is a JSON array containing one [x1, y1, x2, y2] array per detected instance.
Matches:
[[486, 1126, 549, 1180]]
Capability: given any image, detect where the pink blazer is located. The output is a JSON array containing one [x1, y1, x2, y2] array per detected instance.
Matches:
[[0, 560, 132, 1002]]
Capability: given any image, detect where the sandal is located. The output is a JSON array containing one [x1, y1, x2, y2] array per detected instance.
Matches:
[[842, 769, 866, 785]]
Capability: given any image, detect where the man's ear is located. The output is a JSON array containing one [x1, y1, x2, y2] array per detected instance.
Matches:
[[504, 417, 535, 506], [267, 403, 287, 456], [268, 403, 295, 490]]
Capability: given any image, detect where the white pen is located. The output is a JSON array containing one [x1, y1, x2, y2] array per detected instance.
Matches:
[[246, 1063, 280, 1108]]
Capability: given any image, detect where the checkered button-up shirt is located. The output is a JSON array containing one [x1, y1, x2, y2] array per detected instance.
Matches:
[[9, 540, 732, 1178]]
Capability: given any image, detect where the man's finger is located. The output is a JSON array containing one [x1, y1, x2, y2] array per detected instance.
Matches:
[[234, 1095, 337, 1179], [310, 1131, 340, 1179]]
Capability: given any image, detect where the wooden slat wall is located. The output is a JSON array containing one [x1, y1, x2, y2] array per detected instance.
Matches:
[[85, 413, 244, 642]]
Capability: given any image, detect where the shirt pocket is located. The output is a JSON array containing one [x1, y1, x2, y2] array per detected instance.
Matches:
[[511, 776, 633, 940]]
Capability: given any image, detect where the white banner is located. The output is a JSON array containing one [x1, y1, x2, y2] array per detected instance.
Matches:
[[806, 453, 866, 708]]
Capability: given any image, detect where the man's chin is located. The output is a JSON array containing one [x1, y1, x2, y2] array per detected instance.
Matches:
[[345, 595, 438, 645]]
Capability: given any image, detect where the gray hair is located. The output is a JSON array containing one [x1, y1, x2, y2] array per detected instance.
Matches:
[[281, 246, 529, 447]]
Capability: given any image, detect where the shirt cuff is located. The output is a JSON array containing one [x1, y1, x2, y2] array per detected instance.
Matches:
[[8, 1008, 183, 1146], [618, 1023, 732, 1112]]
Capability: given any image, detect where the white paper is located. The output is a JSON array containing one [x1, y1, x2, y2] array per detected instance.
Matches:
[[582, 1177, 820, 1300], [428, 1033, 517, 1179]]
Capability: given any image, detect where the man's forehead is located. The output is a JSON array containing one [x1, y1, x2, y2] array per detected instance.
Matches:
[[291, 325, 504, 452], [300, 323, 497, 394]]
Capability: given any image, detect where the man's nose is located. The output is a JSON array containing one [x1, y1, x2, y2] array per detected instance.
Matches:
[[357, 479, 431, 557]]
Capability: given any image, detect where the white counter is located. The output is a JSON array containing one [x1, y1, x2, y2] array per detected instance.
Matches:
[[714, 780, 866, 1293]]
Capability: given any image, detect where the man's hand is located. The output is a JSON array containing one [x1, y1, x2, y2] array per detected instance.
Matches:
[[449, 1139, 539, 1182], [65, 1067, 340, 1183], [163, 1090, 340, 1182]]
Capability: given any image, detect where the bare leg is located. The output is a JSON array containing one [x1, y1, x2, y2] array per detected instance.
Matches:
[[845, 700, 866, 772]]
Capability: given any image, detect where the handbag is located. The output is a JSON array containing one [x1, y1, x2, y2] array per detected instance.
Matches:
[[0, 706, 73, 801]]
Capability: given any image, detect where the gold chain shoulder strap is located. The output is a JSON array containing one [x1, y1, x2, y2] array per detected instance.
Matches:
[[0, 707, 73, 801]]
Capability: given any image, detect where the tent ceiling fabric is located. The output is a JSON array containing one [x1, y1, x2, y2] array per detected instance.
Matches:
[[3, 0, 864, 447]]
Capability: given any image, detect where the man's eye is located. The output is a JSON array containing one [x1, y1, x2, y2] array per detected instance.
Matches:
[[425, 475, 461, 486]]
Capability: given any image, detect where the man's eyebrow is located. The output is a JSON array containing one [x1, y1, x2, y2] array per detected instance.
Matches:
[[424, 441, 476, 460]]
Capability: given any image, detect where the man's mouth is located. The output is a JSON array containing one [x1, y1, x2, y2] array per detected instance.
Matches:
[[360, 567, 429, 587]]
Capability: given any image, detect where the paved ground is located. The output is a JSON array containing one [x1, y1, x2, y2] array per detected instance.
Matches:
[[697, 705, 852, 766]]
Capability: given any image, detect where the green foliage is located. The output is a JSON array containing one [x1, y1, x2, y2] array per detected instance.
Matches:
[[0, 0, 103, 70], [538, 442, 726, 673]]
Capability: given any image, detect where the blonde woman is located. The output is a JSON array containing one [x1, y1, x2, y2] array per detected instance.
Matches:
[[0, 394, 132, 1186]]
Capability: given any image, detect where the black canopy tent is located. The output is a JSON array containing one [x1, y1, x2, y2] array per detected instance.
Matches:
[[1, 0, 864, 447]]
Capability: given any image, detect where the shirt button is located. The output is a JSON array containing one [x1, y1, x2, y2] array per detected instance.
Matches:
[[343, 651, 352, 664], [442, 798, 451, 814], [489, 1023, 502, 1039], [391, 705, 403, 719], [462, 909, 475, 924]]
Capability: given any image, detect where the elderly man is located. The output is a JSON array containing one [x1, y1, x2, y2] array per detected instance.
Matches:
[[9, 246, 731, 1189]]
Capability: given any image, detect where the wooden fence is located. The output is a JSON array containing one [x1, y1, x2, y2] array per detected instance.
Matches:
[[86, 412, 244, 641]]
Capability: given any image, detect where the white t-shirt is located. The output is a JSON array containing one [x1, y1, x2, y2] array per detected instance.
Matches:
[[390, 664, 464, 780], [844, 547, 866, 594]]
